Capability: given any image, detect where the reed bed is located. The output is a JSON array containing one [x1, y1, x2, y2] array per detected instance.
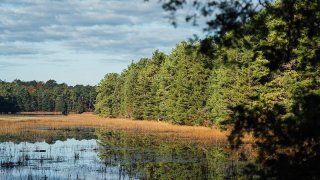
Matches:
[[0, 113, 227, 145]]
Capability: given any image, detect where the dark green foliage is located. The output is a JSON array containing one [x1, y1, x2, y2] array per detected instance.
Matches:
[[157, 42, 211, 125], [95, 73, 121, 117], [218, 0, 320, 179], [0, 96, 19, 113], [0, 80, 96, 114], [95, 0, 320, 178], [229, 85, 320, 179], [95, 44, 211, 125], [150, 0, 267, 38], [56, 95, 68, 115]]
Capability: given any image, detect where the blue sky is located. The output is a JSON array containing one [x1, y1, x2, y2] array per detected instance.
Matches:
[[0, 0, 202, 85]]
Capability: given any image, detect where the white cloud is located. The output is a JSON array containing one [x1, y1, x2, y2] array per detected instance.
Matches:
[[0, 0, 203, 85]]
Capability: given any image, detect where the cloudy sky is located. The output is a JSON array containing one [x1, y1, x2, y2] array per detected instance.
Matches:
[[0, 0, 202, 85]]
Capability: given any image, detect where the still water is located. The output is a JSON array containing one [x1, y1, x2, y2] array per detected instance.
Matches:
[[0, 139, 114, 179], [0, 129, 243, 180]]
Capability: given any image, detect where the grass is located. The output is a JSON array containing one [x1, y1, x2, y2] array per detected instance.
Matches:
[[0, 113, 227, 145], [16, 111, 64, 115]]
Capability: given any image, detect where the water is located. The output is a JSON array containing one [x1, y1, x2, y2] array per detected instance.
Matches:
[[0, 129, 244, 179], [0, 139, 122, 180]]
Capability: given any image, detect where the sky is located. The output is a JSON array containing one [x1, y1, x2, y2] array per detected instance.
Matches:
[[0, 0, 202, 85]]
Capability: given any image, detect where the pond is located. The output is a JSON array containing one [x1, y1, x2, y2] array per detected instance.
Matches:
[[0, 128, 246, 179]]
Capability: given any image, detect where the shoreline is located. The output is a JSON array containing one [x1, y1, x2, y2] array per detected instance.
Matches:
[[0, 113, 227, 145]]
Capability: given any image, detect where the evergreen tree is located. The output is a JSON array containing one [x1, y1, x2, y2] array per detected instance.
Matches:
[[157, 42, 211, 125], [95, 73, 120, 117], [0, 80, 95, 114]]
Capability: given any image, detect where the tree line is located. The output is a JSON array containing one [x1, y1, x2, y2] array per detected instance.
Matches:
[[96, 0, 320, 128], [96, 0, 320, 178], [0, 79, 96, 114], [95, 45, 213, 125]]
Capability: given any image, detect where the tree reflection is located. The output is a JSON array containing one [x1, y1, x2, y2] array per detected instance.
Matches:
[[95, 129, 248, 179]]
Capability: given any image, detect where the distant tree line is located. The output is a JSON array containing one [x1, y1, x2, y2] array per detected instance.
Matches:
[[0, 80, 96, 114]]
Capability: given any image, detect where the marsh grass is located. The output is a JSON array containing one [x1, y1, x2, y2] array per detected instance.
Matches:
[[0, 113, 227, 145], [0, 114, 254, 179]]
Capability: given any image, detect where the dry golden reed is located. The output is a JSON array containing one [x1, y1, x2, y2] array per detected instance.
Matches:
[[0, 113, 227, 145]]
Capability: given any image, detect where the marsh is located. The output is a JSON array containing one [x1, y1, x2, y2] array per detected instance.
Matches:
[[0, 114, 248, 179]]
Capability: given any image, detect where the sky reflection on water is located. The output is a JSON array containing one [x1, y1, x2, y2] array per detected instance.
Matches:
[[0, 139, 125, 180], [0, 129, 242, 180]]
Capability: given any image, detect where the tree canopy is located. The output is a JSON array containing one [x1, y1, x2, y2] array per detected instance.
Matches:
[[0, 80, 96, 114], [96, 0, 320, 178]]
